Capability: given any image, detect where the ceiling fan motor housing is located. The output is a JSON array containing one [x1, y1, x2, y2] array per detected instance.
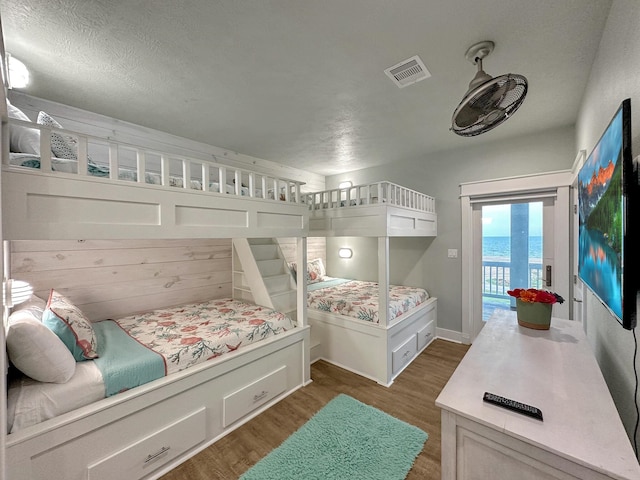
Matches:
[[451, 41, 528, 137]]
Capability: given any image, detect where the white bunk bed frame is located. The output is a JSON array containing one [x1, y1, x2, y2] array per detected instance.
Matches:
[[305, 183, 438, 386], [3, 116, 308, 241], [0, 97, 312, 480], [305, 181, 437, 236]]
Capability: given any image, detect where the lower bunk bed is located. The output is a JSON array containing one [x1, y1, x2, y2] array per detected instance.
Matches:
[[5, 293, 309, 480], [295, 259, 437, 386]]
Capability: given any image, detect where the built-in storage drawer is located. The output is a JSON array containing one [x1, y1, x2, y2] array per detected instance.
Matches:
[[223, 365, 287, 427], [392, 335, 417, 375], [87, 407, 206, 480], [417, 319, 435, 351]]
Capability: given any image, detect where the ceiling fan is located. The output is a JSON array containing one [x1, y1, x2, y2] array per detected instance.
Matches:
[[451, 41, 528, 137]]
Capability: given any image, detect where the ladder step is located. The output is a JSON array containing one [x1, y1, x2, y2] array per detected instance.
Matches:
[[248, 238, 275, 245], [264, 274, 294, 294], [271, 290, 297, 312], [257, 258, 286, 276], [250, 244, 280, 260]]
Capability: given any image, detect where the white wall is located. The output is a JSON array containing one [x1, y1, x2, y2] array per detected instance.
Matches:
[[575, 0, 640, 450], [325, 126, 575, 335]]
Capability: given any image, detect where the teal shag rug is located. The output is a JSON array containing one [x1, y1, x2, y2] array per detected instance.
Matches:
[[240, 394, 428, 480]]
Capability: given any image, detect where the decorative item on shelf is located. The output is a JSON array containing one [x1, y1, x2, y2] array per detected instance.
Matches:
[[507, 288, 565, 330]]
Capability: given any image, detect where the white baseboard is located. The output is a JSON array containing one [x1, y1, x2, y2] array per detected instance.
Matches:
[[436, 327, 467, 344]]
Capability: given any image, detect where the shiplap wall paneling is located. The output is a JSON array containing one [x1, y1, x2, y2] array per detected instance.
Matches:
[[10, 239, 232, 321], [277, 237, 326, 266]]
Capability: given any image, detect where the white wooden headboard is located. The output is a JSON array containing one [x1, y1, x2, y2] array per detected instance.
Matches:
[[9, 238, 232, 321]]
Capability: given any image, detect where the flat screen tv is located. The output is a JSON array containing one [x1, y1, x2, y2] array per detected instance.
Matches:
[[578, 98, 638, 330]]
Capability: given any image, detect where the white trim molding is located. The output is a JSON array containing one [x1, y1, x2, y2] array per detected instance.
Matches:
[[460, 170, 573, 344], [460, 170, 574, 198]]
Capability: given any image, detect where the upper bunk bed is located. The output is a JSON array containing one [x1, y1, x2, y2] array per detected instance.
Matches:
[[3, 97, 310, 241], [304, 181, 437, 237]]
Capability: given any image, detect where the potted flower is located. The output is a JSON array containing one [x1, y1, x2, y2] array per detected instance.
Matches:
[[507, 288, 565, 330]]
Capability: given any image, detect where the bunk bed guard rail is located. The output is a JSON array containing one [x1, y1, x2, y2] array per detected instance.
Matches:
[[304, 181, 436, 213], [4, 117, 306, 203]]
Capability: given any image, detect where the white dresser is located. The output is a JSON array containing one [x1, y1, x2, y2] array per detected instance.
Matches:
[[436, 309, 640, 480]]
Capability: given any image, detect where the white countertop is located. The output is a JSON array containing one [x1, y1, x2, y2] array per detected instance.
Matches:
[[435, 309, 640, 480]]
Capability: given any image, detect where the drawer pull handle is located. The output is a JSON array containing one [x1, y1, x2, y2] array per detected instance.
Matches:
[[254, 390, 268, 403], [403, 350, 411, 358], [144, 446, 170, 464], [425, 332, 432, 339]]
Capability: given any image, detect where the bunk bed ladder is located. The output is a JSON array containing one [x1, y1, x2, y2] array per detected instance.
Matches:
[[232, 238, 297, 316]]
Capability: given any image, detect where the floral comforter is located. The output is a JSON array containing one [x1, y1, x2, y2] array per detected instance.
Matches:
[[113, 298, 295, 375], [307, 278, 429, 323]]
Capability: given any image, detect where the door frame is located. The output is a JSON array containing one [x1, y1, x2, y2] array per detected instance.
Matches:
[[460, 171, 574, 344], [570, 150, 587, 326]]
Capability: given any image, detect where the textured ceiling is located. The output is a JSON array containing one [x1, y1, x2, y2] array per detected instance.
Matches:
[[0, 0, 612, 176]]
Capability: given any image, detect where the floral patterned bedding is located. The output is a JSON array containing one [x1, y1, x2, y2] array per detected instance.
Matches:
[[307, 277, 429, 323], [113, 298, 295, 375], [6, 298, 295, 432]]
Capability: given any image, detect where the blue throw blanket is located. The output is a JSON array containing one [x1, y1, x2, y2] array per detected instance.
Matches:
[[93, 320, 166, 396], [307, 277, 352, 292]]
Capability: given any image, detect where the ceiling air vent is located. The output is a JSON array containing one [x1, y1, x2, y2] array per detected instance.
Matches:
[[384, 55, 431, 88]]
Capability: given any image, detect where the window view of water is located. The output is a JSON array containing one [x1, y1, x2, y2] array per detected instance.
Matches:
[[481, 202, 544, 321], [482, 236, 542, 260], [481, 236, 544, 320]]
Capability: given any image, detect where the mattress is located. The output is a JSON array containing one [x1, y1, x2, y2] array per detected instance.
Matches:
[[7, 298, 295, 433], [307, 277, 428, 323]]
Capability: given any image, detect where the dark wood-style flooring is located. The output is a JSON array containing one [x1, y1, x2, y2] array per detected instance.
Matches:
[[160, 339, 470, 480]]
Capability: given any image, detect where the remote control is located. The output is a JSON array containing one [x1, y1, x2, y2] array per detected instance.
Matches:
[[483, 392, 543, 421]]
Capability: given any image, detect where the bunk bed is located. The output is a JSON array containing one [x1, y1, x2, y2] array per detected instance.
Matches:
[[1, 97, 311, 480], [303, 183, 438, 386]]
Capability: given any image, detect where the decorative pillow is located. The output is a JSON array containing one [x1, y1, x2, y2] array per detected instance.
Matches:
[[42, 290, 99, 361], [307, 258, 326, 284], [288, 262, 297, 281], [36, 111, 77, 159], [7, 101, 40, 154], [289, 258, 325, 284], [7, 309, 76, 383]]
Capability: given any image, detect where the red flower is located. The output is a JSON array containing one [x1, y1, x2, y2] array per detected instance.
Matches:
[[180, 337, 202, 345], [181, 325, 198, 332], [158, 321, 176, 327], [249, 318, 265, 325], [507, 288, 564, 304]]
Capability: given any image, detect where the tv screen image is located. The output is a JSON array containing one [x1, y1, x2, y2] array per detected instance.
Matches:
[[577, 98, 637, 330]]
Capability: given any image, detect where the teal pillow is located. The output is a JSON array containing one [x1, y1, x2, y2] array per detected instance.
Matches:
[[42, 290, 99, 361]]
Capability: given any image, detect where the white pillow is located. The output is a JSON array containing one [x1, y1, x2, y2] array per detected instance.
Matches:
[[12, 294, 47, 320], [37, 111, 77, 159], [7, 101, 40, 154], [7, 310, 76, 383]]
